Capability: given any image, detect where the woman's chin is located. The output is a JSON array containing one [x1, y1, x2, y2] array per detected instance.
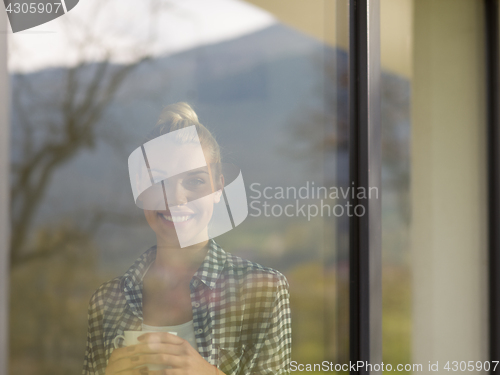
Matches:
[[155, 213, 210, 248]]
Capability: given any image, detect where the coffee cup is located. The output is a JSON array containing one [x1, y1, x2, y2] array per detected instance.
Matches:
[[113, 330, 177, 371]]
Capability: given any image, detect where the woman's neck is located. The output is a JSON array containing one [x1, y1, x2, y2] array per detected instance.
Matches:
[[154, 238, 209, 272]]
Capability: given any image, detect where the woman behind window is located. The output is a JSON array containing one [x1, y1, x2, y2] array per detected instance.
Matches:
[[82, 102, 292, 375]]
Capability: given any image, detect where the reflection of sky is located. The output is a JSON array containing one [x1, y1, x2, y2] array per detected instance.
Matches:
[[8, 0, 276, 73]]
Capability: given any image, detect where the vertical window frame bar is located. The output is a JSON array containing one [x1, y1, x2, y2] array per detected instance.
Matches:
[[349, 0, 382, 374]]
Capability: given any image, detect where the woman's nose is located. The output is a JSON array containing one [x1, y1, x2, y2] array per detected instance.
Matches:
[[164, 181, 188, 207]]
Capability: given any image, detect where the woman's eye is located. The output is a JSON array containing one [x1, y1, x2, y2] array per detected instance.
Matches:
[[185, 178, 206, 188]]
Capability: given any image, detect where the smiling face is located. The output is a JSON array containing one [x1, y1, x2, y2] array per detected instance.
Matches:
[[142, 143, 224, 248], [130, 104, 225, 248]]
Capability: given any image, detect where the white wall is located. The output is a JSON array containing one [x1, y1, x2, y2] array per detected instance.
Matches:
[[411, 0, 488, 371]]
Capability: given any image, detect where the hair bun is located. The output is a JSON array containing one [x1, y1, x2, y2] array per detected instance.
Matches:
[[156, 102, 199, 127], [145, 102, 221, 165]]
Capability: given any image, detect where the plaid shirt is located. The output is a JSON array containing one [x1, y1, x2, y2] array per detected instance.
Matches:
[[82, 240, 292, 375]]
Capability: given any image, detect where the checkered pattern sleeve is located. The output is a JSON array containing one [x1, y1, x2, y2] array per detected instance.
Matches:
[[251, 272, 292, 375], [82, 286, 109, 375]]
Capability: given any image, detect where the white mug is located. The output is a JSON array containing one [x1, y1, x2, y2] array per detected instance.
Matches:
[[113, 330, 178, 371]]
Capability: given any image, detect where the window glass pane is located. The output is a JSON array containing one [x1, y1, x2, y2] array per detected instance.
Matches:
[[380, 0, 412, 368], [7, 1, 350, 374]]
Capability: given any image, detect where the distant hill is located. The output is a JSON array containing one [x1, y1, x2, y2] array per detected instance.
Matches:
[[10, 23, 410, 271]]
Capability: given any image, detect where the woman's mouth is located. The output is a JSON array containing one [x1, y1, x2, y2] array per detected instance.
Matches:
[[158, 212, 195, 223]]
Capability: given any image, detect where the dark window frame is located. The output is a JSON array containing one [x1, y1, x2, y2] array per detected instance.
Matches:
[[348, 0, 382, 374]]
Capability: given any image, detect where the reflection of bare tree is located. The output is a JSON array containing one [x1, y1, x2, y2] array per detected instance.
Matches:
[[8, 5, 157, 374], [10, 36, 149, 268]]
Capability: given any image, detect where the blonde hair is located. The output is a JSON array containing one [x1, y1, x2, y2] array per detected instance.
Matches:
[[145, 102, 221, 165]]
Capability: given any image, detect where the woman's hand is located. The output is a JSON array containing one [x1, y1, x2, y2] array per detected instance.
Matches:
[[105, 332, 225, 375], [105, 344, 150, 375]]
